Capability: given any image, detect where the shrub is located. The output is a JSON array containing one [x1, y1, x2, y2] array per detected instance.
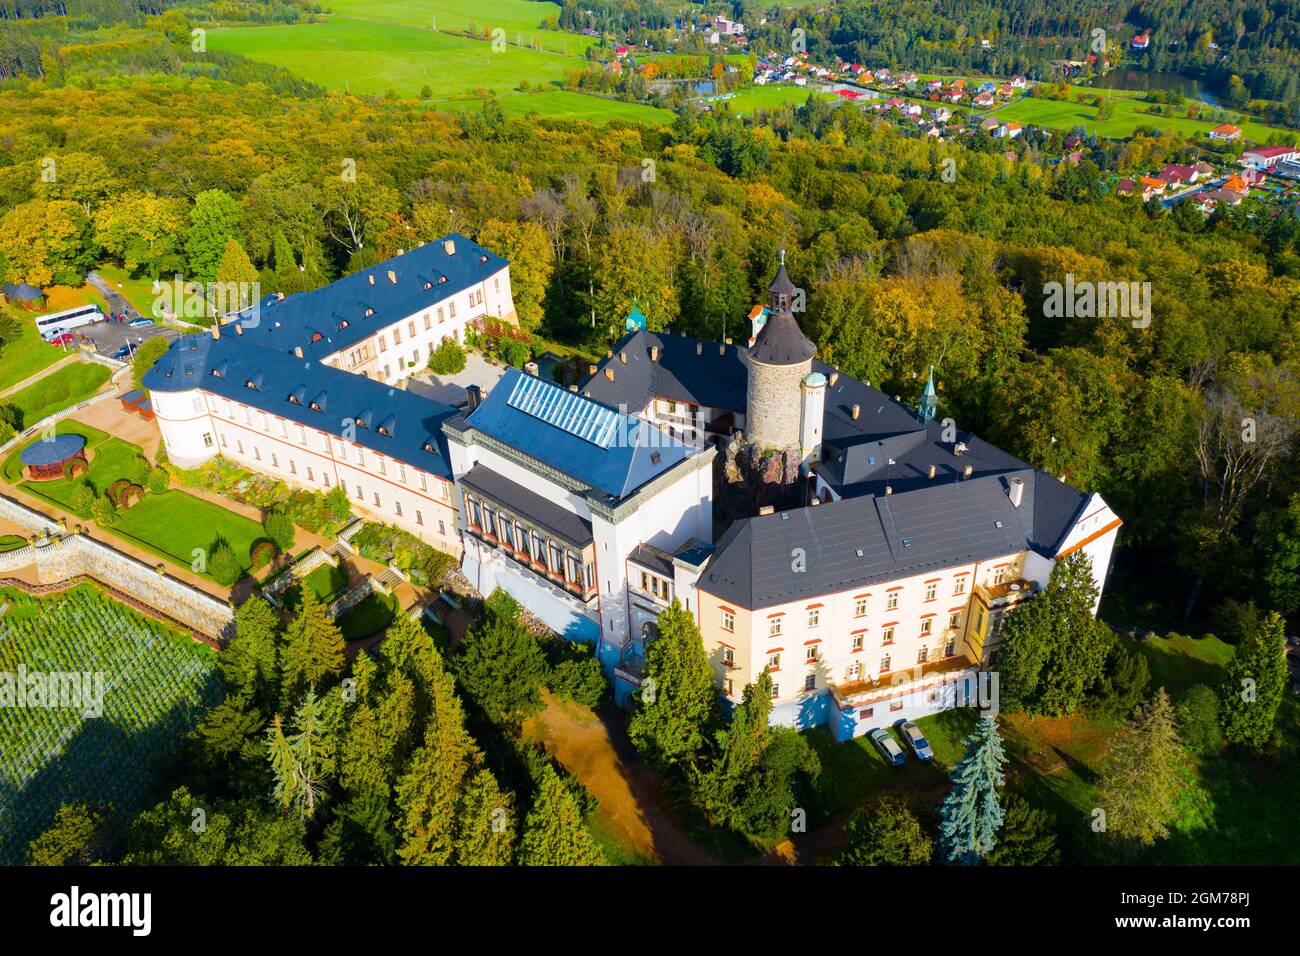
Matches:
[[70, 478, 94, 513], [62, 457, 87, 480], [324, 485, 351, 522], [484, 587, 521, 623], [90, 495, 117, 526], [146, 466, 170, 494], [838, 797, 933, 866], [427, 336, 467, 375], [107, 479, 132, 506], [502, 341, 530, 368], [250, 539, 279, 570], [1177, 684, 1222, 756], [262, 508, 295, 551], [209, 544, 243, 586], [549, 652, 606, 708], [131, 336, 171, 389], [127, 455, 151, 486]]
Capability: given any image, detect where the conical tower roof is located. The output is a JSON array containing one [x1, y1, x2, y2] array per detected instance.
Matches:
[[750, 255, 815, 366]]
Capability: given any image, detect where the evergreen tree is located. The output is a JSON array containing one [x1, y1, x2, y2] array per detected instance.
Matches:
[[517, 765, 604, 866], [1218, 610, 1287, 749], [267, 690, 337, 822], [1098, 689, 1184, 852], [627, 599, 718, 774], [838, 797, 933, 866], [262, 508, 296, 552], [317, 787, 399, 866], [1175, 684, 1222, 756], [454, 616, 548, 726], [220, 596, 281, 708], [998, 553, 1111, 716], [125, 787, 311, 865], [280, 590, 346, 707], [984, 795, 1059, 866], [455, 769, 517, 866], [938, 716, 1007, 864]]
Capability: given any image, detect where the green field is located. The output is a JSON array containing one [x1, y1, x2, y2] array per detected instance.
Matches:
[[6, 362, 111, 427], [706, 84, 838, 114], [108, 490, 267, 581], [0, 316, 63, 395], [207, 19, 576, 98], [327, 0, 596, 55], [436, 90, 673, 125], [338, 591, 400, 640], [0, 585, 220, 864]]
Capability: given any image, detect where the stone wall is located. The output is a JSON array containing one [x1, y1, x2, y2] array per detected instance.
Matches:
[[743, 354, 810, 450], [0, 495, 234, 643]]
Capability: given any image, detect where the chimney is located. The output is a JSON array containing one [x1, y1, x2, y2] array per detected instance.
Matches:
[[619, 351, 627, 364], [588, 363, 597, 376], [569, 385, 578, 393], [210, 323, 220, 340], [810, 497, 820, 507], [724, 337, 733, 345], [963, 464, 973, 479], [884, 485, 893, 495], [758, 505, 775, 516], [387, 270, 397, 284], [719, 344, 726, 355], [953, 442, 966, 456], [1008, 476, 1024, 508], [524, 361, 539, 377], [829, 371, 839, 386], [604, 368, 615, 382], [928, 464, 936, 480], [443, 239, 456, 256], [696, 342, 703, 356], [276, 292, 284, 300], [368, 275, 374, 285], [466, 384, 482, 411], [235, 324, 243, 336], [650, 345, 659, 362], [607, 350, 614, 359], [293, 346, 303, 359], [851, 404, 860, 420]]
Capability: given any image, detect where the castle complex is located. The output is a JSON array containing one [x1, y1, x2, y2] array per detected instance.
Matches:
[[144, 235, 1121, 740]]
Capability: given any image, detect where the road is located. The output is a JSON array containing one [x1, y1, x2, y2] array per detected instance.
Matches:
[[86, 270, 143, 322]]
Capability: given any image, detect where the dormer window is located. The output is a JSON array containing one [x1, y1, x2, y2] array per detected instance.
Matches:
[[377, 425, 391, 437], [310, 331, 323, 343], [245, 379, 257, 389], [338, 319, 350, 329], [423, 441, 435, 453], [438, 276, 446, 284], [479, 254, 487, 263], [309, 401, 322, 411], [210, 368, 221, 378], [354, 417, 368, 429], [364, 307, 375, 317], [423, 281, 432, 291]]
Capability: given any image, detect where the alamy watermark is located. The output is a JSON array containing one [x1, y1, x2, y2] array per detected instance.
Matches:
[[0, 665, 105, 718], [152, 275, 261, 325], [1042, 273, 1151, 328]]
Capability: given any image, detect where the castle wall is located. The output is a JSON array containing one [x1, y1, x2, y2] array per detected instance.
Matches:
[[743, 354, 811, 450]]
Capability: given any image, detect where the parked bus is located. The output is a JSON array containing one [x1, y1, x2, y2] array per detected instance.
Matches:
[[35, 304, 103, 340]]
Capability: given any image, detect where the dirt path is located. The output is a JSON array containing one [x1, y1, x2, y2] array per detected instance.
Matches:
[[524, 691, 723, 866]]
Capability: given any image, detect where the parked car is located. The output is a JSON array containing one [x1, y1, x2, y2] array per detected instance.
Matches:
[[112, 344, 132, 360], [868, 727, 906, 767], [128, 317, 154, 328], [48, 332, 74, 346], [897, 720, 934, 761]]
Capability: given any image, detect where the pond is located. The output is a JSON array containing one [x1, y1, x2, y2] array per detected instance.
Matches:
[[1085, 69, 1220, 106]]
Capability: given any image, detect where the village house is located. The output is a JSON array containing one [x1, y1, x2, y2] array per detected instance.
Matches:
[[1209, 124, 1242, 141]]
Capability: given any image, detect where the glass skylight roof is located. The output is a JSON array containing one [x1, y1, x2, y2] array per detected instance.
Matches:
[[506, 372, 621, 448]]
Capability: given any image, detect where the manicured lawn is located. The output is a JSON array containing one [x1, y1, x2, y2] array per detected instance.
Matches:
[[327, 0, 596, 55], [6, 362, 111, 427], [337, 591, 399, 640], [2, 420, 111, 484], [108, 490, 267, 580], [0, 312, 64, 394], [0, 534, 26, 552], [283, 562, 349, 612], [19, 437, 145, 517], [207, 20, 576, 98], [435, 90, 674, 125]]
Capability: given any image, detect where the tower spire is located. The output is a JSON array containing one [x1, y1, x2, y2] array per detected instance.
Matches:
[[918, 365, 937, 423]]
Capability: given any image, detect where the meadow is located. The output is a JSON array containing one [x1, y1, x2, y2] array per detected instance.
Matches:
[[207, 18, 577, 99], [326, 0, 596, 56], [706, 84, 839, 114], [6, 362, 111, 426], [0, 585, 221, 864]]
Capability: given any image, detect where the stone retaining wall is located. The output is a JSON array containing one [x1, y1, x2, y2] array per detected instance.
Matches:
[[0, 494, 234, 643]]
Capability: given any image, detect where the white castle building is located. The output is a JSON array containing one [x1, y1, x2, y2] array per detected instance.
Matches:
[[144, 236, 1122, 739]]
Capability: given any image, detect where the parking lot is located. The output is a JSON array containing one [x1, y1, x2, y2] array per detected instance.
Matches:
[[68, 317, 181, 360]]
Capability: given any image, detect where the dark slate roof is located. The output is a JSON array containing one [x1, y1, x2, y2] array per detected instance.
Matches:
[[119, 389, 146, 406], [581, 331, 748, 412], [629, 543, 675, 577], [142, 334, 459, 478], [20, 433, 84, 466], [702, 470, 1088, 610], [462, 367, 703, 501], [225, 233, 507, 363], [460, 464, 594, 546], [747, 309, 816, 365]]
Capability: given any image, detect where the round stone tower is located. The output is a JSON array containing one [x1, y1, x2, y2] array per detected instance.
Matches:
[[743, 257, 817, 450]]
